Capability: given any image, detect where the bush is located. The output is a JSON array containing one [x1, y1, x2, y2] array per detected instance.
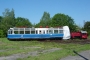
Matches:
[[0, 30, 4, 38]]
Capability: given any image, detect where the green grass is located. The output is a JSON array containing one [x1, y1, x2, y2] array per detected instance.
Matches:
[[0, 38, 90, 60], [0, 38, 51, 56], [88, 35, 90, 39], [18, 44, 90, 60]]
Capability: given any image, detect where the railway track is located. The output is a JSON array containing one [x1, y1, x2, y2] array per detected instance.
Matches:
[[39, 39, 90, 44], [10, 38, 90, 44]]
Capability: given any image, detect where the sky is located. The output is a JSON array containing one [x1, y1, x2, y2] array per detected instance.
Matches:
[[0, 0, 90, 27]]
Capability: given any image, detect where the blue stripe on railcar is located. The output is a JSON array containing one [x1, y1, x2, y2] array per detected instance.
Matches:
[[7, 34, 50, 39], [50, 34, 63, 38], [7, 34, 64, 39]]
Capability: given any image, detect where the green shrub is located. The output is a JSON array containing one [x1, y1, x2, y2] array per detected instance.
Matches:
[[0, 30, 4, 38]]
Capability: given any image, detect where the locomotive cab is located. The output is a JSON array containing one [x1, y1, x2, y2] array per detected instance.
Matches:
[[81, 31, 87, 39]]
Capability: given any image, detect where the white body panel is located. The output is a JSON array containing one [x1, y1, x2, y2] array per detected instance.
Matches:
[[35, 28, 48, 34], [63, 26, 70, 40]]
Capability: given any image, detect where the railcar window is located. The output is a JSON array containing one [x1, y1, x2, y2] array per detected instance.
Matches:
[[31, 31, 35, 34], [59, 30, 63, 33], [20, 31, 24, 34], [49, 30, 53, 34], [14, 31, 18, 34], [36, 30, 38, 34], [47, 30, 48, 34], [54, 30, 58, 34], [8, 31, 10, 34], [82, 33, 86, 35], [8, 30, 12, 34], [43, 30, 45, 34], [39, 30, 41, 34], [25, 31, 30, 34]]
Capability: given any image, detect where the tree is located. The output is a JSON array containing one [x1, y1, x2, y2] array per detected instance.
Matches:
[[0, 8, 15, 37], [0, 16, 4, 38], [0, 16, 3, 29], [15, 17, 32, 27], [51, 13, 77, 31], [0, 16, 3, 23], [83, 21, 90, 35], [35, 12, 51, 27], [2, 8, 15, 26]]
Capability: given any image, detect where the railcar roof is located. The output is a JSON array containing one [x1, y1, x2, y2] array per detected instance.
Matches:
[[81, 31, 87, 33], [9, 27, 63, 29]]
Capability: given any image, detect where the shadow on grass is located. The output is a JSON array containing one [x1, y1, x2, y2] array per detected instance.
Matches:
[[8, 38, 63, 41]]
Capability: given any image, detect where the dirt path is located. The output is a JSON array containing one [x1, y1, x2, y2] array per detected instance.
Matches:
[[0, 48, 61, 60], [60, 50, 90, 60]]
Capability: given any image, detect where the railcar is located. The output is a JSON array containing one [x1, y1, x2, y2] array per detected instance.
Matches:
[[7, 26, 71, 40]]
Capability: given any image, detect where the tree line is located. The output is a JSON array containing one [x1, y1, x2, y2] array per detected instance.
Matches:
[[0, 8, 90, 37]]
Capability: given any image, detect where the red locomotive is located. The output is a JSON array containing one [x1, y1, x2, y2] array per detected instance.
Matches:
[[71, 31, 88, 39]]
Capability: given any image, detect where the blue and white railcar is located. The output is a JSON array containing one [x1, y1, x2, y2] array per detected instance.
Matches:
[[7, 26, 70, 40]]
